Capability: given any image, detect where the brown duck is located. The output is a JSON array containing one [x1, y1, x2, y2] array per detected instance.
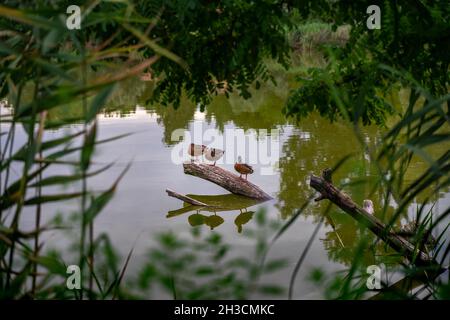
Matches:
[[234, 156, 253, 180]]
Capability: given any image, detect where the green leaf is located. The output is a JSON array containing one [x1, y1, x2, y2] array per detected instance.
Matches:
[[84, 189, 115, 227], [40, 130, 85, 151], [0, 260, 32, 299], [255, 209, 266, 226], [258, 284, 284, 295], [122, 23, 188, 69], [84, 163, 131, 226], [87, 84, 116, 121], [81, 122, 97, 171], [24, 192, 85, 205], [34, 256, 67, 276], [309, 268, 325, 284], [195, 266, 215, 276], [263, 259, 288, 273], [28, 163, 114, 188]]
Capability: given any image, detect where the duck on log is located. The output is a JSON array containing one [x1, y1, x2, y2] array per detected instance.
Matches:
[[182, 162, 272, 200], [309, 169, 439, 268]]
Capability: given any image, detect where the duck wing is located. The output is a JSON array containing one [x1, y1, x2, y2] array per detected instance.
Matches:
[[205, 148, 224, 161], [242, 163, 253, 173]]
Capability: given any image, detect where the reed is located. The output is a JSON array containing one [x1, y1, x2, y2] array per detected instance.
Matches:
[[0, 2, 448, 300]]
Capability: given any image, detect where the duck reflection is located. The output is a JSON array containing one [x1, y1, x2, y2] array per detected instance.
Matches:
[[188, 213, 224, 230], [167, 194, 265, 233], [234, 210, 254, 233]]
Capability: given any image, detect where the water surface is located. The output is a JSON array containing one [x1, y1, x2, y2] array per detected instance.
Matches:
[[4, 76, 449, 299]]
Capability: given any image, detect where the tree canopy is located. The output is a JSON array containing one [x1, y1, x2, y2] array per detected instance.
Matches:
[[1, 0, 449, 123], [285, 0, 450, 125], [1, 0, 292, 109]]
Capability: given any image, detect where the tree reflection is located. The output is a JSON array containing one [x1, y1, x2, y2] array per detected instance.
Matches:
[[148, 100, 197, 145], [88, 75, 448, 269], [275, 117, 406, 266], [276, 117, 379, 219], [205, 73, 290, 132]]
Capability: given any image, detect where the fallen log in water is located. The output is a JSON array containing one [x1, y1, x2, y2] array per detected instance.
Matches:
[[309, 169, 438, 268], [183, 162, 272, 200], [166, 189, 210, 207]]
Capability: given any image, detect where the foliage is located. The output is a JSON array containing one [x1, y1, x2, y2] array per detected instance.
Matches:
[[0, 0, 291, 300], [272, 2, 449, 300], [0, 0, 164, 299], [137, 0, 292, 108], [280, 1, 450, 298], [285, 1, 450, 125], [0, 0, 448, 301], [134, 210, 287, 299], [1, 0, 292, 109]]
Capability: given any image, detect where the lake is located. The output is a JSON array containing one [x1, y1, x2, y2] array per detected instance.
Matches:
[[2, 74, 449, 299]]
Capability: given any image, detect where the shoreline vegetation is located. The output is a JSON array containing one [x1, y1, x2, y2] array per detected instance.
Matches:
[[0, 2, 449, 300]]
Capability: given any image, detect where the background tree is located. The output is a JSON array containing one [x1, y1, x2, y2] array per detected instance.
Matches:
[[285, 0, 450, 125]]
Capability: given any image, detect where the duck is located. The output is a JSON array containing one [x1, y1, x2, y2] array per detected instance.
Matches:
[[234, 156, 253, 180], [188, 143, 207, 162], [204, 147, 225, 166], [363, 199, 374, 215]]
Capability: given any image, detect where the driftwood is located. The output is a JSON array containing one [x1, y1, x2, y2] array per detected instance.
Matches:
[[310, 169, 438, 267], [166, 189, 210, 207], [183, 163, 272, 200]]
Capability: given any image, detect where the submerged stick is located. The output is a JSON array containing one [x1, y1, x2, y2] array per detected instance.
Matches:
[[183, 163, 272, 200], [166, 189, 209, 207]]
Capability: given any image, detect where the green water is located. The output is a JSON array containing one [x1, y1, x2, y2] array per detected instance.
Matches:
[[8, 74, 449, 299]]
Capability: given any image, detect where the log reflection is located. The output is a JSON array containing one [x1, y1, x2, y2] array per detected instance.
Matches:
[[167, 193, 267, 233]]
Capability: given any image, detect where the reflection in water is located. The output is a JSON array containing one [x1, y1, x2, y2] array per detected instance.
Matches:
[[167, 194, 265, 233], [276, 122, 407, 266], [205, 91, 288, 132], [102, 76, 447, 269], [149, 101, 197, 145], [3, 63, 447, 300], [103, 77, 151, 117], [235, 211, 255, 233], [188, 213, 225, 230], [33, 74, 448, 272]]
